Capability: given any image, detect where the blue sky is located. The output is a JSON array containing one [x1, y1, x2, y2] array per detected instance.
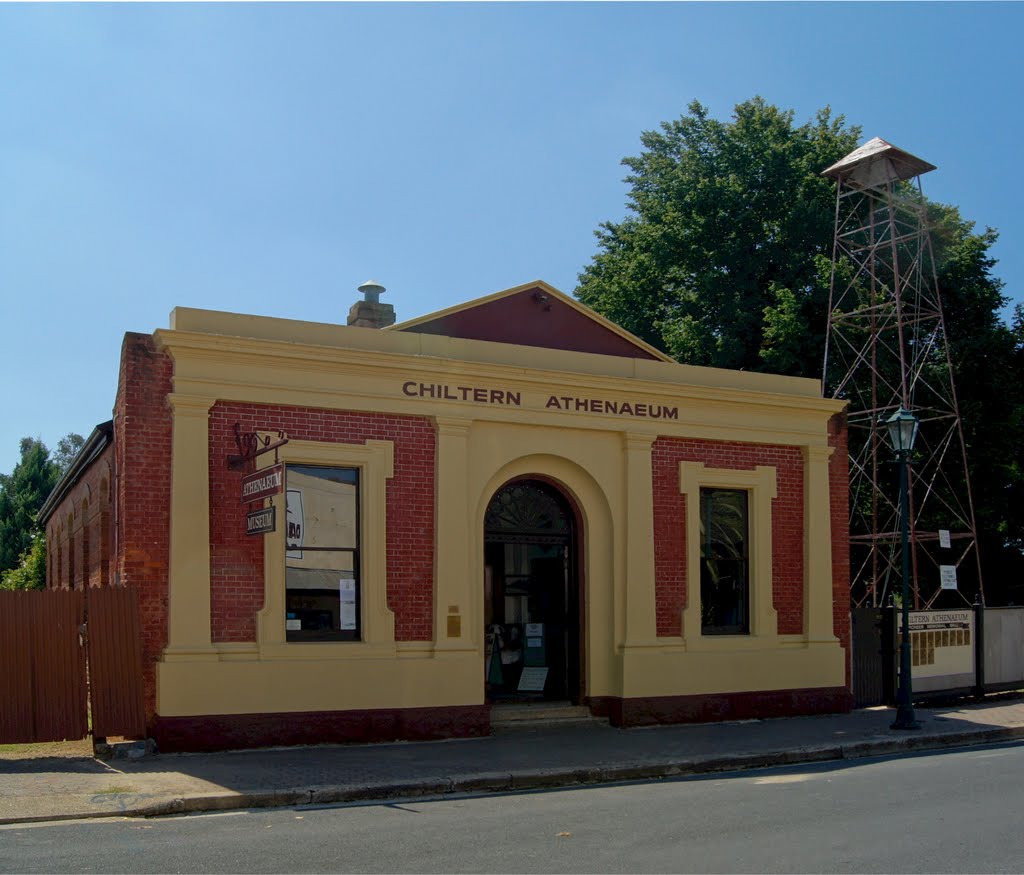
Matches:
[[2, 2, 1021, 475]]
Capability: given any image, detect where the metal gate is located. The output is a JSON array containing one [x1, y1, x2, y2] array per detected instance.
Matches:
[[851, 606, 896, 707], [0, 587, 146, 744]]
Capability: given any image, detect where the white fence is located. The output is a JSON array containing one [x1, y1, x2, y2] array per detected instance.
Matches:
[[982, 607, 1024, 690]]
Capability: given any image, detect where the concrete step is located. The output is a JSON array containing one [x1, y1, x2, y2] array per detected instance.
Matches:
[[490, 702, 605, 731]]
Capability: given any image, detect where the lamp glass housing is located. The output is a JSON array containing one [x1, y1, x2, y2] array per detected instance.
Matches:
[[884, 407, 919, 454]]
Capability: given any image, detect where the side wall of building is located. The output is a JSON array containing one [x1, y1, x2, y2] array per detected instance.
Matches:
[[829, 411, 851, 686], [45, 444, 115, 591], [114, 333, 174, 724]]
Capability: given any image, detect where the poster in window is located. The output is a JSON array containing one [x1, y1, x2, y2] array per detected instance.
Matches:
[[286, 489, 304, 559], [339, 576, 357, 630], [517, 666, 548, 692]]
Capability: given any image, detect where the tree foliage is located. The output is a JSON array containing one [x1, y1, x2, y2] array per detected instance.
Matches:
[[0, 432, 84, 587], [0, 438, 58, 574], [0, 531, 46, 591], [576, 97, 1024, 600], [576, 97, 861, 374], [52, 433, 85, 475]]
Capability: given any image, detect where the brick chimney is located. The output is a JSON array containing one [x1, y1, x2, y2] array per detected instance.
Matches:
[[347, 280, 395, 329]]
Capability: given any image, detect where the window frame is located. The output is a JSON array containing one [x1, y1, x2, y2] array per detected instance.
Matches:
[[679, 462, 778, 647], [698, 487, 750, 636], [284, 464, 362, 643]]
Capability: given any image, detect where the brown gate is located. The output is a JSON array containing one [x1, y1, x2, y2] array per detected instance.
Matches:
[[0, 587, 146, 744], [87, 586, 146, 739], [0, 590, 88, 744]]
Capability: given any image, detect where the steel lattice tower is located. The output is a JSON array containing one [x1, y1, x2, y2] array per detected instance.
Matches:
[[822, 138, 983, 609]]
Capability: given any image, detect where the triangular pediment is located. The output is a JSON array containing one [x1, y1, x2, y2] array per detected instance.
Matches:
[[389, 281, 673, 362]]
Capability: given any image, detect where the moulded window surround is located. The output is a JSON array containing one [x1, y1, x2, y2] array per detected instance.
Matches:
[[256, 437, 396, 659], [679, 461, 778, 649]]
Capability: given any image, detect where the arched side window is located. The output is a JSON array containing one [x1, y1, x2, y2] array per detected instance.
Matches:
[[55, 524, 63, 589], [81, 497, 90, 588], [66, 511, 75, 590], [99, 477, 110, 586]]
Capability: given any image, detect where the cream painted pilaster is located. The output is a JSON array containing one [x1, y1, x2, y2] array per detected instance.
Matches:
[[622, 433, 658, 646], [433, 417, 476, 653], [803, 445, 838, 642], [164, 393, 216, 660]]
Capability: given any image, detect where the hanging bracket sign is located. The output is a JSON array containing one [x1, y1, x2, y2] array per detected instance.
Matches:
[[246, 505, 276, 536], [241, 464, 284, 504], [227, 423, 289, 471]]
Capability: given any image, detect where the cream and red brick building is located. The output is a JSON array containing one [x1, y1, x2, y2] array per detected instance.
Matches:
[[41, 281, 851, 751]]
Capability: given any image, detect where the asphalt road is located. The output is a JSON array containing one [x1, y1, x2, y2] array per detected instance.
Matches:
[[2, 742, 1023, 874]]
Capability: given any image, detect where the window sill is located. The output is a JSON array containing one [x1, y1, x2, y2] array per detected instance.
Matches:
[[682, 632, 779, 652], [256, 641, 399, 661]]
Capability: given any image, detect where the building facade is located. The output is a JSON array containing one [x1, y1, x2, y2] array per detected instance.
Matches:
[[43, 281, 851, 751]]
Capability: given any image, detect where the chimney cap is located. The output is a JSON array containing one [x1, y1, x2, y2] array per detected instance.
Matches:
[[357, 280, 386, 304]]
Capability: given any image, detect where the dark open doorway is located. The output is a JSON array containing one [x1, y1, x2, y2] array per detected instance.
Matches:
[[483, 479, 581, 704]]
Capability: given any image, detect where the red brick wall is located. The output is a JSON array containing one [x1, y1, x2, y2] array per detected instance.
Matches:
[[829, 413, 851, 683], [45, 445, 114, 590], [652, 438, 806, 638], [114, 333, 174, 722], [208, 402, 436, 643]]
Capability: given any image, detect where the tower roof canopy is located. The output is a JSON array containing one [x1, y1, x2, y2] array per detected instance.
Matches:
[[822, 137, 936, 188]]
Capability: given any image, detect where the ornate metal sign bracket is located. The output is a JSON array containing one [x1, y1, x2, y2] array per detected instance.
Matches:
[[227, 423, 289, 471]]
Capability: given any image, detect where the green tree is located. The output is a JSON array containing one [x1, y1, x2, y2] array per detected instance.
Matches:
[[0, 531, 47, 590], [576, 97, 1023, 599], [0, 438, 58, 574], [576, 97, 861, 373], [52, 432, 85, 474]]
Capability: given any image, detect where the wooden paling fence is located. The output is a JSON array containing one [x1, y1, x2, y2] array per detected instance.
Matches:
[[0, 587, 145, 744]]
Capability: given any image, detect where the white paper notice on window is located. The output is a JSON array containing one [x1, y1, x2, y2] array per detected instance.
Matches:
[[940, 565, 958, 590], [286, 489, 304, 559], [939, 529, 951, 549], [339, 578, 357, 630]]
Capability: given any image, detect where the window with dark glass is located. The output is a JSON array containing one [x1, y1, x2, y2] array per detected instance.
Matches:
[[700, 488, 749, 635], [284, 465, 360, 641]]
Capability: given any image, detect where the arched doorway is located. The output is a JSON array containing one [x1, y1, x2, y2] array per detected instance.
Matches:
[[483, 479, 581, 703]]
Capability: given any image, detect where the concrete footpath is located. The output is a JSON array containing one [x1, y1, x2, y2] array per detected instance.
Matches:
[[3, 697, 1024, 826]]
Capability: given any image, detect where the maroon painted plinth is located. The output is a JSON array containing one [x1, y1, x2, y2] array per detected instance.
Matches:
[[153, 704, 490, 753], [590, 687, 853, 727]]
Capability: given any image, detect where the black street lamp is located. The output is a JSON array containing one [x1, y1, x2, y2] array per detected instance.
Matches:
[[885, 406, 921, 730]]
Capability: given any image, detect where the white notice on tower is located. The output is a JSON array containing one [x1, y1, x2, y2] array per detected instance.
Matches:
[[939, 565, 958, 590]]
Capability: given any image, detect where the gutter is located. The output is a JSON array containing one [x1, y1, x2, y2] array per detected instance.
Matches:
[[37, 421, 114, 527]]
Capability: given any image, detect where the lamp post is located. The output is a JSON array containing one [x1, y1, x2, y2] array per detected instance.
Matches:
[[885, 406, 921, 730]]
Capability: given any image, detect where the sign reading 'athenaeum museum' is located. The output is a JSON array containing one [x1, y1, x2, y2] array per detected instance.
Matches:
[[246, 505, 276, 536], [241, 463, 284, 504], [401, 381, 679, 421]]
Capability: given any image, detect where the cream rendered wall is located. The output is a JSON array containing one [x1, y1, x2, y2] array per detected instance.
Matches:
[[154, 302, 847, 718]]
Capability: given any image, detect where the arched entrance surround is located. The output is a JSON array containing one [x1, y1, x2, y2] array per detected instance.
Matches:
[[472, 454, 615, 708]]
